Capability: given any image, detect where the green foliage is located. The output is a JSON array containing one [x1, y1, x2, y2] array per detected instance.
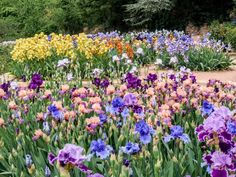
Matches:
[[125, 0, 173, 26], [183, 48, 233, 71], [225, 27, 236, 49], [209, 21, 236, 49], [159, 47, 233, 71], [0, 0, 233, 41], [0, 45, 13, 74]]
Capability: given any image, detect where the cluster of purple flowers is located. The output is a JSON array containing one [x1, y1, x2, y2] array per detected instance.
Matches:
[[124, 73, 142, 89], [146, 73, 157, 83], [196, 106, 236, 177], [28, 73, 43, 90], [92, 78, 110, 88]]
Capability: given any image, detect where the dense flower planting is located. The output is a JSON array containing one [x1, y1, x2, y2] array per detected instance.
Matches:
[[10, 31, 233, 79], [0, 68, 235, 177]]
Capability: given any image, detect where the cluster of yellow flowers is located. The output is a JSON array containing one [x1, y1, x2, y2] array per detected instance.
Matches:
[[11, 33, 111, 62]]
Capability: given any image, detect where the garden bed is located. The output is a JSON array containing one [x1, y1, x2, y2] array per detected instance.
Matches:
[[0, 70, 235, 177]]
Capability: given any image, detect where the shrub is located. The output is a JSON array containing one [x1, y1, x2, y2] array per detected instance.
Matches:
[[0, 45, 13, 74], [209, 21, 236, 49], [225, 27, 236, 49]]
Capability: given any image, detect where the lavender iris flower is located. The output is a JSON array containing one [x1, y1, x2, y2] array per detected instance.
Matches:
[[45, 166, 51, 177], [135, 120, 155, 144], [121, 107, 130, 119], [48, 144, 91, 174], [25, 154, 33, 168], [90, 139, 113, 159], [164, 125, 190, 144], [123, 93, 137, 106]]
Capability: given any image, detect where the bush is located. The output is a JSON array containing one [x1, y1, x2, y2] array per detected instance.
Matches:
[[0, 45, 13, 74], [225, 27, 236, 49], [209, 21, 236, 49]]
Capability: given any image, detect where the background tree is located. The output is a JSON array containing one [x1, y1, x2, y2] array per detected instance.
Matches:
[[125, 0, 173, 27]]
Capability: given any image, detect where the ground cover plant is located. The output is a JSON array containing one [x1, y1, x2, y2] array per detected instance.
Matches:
[[9, 30, 233, 80], [0, 68, 235, 177]]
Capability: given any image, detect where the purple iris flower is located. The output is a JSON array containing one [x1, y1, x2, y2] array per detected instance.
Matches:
[[135, 120, 155, 144], [87, 173, 104, 177], [201, 101, 215, 116], [48, 144, 91, 174], [28, 73, 43, 90], [125, 73, 142, 89], [202, 151, 233, 177], [92, 78, 101, 88], [164, 125, 190, 144], [90, 139, 112, 159], [211, 169, 228, 177], [101, 79, 109, 88], [120, 142, 140, 155], [146, 73, 157, 83], [0, 82, 10, 93]]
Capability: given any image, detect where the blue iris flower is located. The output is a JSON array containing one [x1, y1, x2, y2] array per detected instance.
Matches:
[[120, 142, 140, 155], [48, 105, 64, 121], [201, 101, 215, 116], [135, 120, 155, 144], [99, 114, 107, 124], [111, 97, 124, 109], [90, 139, 113, 159], [227, 121, 236, 135], [164, 125, 190, 144]]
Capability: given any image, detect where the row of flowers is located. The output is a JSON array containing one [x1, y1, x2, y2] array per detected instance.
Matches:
[[9, 31, 233, 80], [0, 68, 235, 177]]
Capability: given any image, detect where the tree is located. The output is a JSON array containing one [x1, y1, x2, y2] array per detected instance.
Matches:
[[125, 0, 173, 27]]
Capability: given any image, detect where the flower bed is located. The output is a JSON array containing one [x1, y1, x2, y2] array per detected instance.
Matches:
[[0, 69, 235, 177], [9, 31, 233, 79]]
